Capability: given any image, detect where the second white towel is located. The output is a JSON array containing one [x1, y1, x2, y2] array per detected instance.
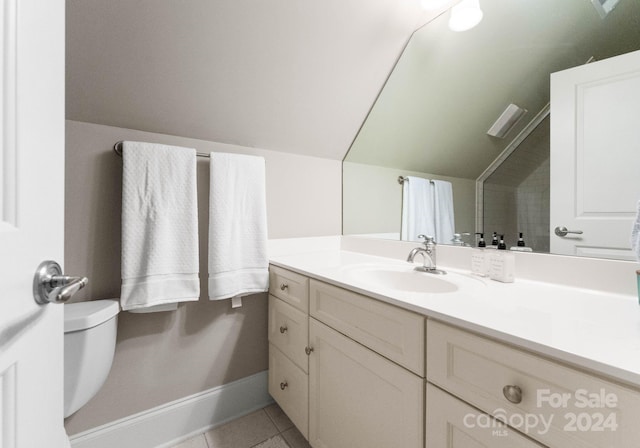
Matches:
[[208, 152, 269, 300]]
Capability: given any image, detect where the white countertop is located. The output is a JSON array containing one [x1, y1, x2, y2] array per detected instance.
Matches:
[[269, 248, 640, 388]]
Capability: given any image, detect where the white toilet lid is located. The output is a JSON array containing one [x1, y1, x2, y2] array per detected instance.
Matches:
[[64, 299, 120, 333]]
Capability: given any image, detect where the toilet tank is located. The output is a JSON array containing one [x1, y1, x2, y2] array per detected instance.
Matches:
[[64, 300, 119, 418]]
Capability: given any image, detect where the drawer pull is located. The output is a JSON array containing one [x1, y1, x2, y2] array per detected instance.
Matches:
[[280, 283, 289, 291], [279, 325, 288, 334], [503, 385, 523, 404], [280, 381, 288, 390], [305, 346, 314, 355]]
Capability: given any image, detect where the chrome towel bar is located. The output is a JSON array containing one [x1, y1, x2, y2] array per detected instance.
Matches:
[[397, 176, 435, 185], [113, 141, 212, 158]]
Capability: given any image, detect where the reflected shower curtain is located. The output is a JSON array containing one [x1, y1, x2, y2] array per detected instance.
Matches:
[[400, 176, 455, 244]]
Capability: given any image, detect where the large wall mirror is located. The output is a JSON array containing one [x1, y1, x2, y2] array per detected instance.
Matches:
[[343, 0, 640, 260]]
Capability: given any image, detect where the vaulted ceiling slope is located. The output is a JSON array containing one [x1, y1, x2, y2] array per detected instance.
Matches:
[[66, 0, 432, 160]]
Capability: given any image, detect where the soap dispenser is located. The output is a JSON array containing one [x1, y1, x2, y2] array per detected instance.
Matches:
[[489, 235, 515, 283], [498, 235, 507, 250], [510, 232, 533, 252], [470, 233, 489, 277], [488, 232, 499, 249]]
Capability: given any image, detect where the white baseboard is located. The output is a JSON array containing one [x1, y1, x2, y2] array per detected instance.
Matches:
[[68, 371, 273, 448]]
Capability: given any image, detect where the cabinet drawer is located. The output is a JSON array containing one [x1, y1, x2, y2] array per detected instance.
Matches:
[[426, 383, 545, 447], [309, 279, 424, 376], [427, 319, 640, 448], [269, 265, 309, 313], [269, 344, 308, 439], [268, 295, 309, 372]]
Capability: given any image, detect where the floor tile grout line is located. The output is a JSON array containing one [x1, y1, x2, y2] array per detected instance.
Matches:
[[248, 433, 292, 448]]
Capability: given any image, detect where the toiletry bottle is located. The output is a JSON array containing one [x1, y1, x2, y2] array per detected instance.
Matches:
[[488, 232, 499, 249], [510, 232, 533, 252], [470, 233, 489, 277], [490, 235, 515, 282]]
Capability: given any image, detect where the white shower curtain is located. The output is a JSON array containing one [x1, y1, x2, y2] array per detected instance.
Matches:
[[401, 176, 455, 244]]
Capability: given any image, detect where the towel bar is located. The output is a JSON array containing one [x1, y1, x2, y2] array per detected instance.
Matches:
[[397, 176, 435, 185], [113, 141, 212, 158]]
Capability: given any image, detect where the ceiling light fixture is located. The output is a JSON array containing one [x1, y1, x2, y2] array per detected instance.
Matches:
[[487, 104, 528, 138], [448, 0, 483, 32]]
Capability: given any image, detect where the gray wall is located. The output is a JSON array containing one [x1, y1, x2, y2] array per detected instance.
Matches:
[[342, 162, 476, 239], [64, 120, 341, 434]]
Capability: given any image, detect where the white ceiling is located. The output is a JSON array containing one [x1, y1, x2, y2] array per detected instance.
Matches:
[[66, 0, 445, 160]]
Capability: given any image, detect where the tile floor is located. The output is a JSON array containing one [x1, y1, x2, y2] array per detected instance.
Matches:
[[171, 403, 311, 448]]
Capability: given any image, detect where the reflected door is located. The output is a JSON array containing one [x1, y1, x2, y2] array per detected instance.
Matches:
[[550, 50, 640, 260], [0, 0, 65, 446]]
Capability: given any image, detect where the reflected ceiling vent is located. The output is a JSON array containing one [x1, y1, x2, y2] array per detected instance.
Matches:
[[487, 104, 527, 138], [591, 0, 620, 19]]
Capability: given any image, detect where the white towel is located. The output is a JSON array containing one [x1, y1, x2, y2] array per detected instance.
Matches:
[[631, 200, 640, 261], [208, 152, 269, 300], [120, 141, 200, 311], [401, 176, 435, 242], [433, 180, 456, 245]]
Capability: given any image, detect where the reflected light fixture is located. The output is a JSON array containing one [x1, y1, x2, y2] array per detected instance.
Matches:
[[449, 0, 483, 32], [420, 0, 450, 10], [487, 104, 528, 138]]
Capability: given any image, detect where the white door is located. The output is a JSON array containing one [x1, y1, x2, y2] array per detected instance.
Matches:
[[550, 50, 640, 260], [0, 0, 66, 446]]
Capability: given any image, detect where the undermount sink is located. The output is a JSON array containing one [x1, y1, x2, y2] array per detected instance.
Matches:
[[341, 264, 461, 294]]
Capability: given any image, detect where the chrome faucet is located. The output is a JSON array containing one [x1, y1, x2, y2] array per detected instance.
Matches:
[[406, 235, 446, 275]]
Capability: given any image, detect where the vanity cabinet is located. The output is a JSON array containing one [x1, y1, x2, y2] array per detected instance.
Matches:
[[269, 264, 640, 448], [268, 266, 425, 448]]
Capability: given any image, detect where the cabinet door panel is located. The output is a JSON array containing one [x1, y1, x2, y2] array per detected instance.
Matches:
[[309, 318, 423, 448]]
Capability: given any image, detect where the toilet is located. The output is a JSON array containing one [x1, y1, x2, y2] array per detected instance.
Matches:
[[63, 299, 120, 419]]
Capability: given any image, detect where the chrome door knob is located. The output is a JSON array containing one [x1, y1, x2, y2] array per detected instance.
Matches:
[[33, 260, 88, 305]]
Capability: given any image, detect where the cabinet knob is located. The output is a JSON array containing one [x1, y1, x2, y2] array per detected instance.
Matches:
[[280, 381, 288, 390], [280, 283, 289, 291], [305, 346, 314, 355], [279, 325, 288, 334], [502, 385, 523, 404]]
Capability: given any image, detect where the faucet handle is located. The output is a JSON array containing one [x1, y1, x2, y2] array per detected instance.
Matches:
[[418, 234, 436, 246]]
